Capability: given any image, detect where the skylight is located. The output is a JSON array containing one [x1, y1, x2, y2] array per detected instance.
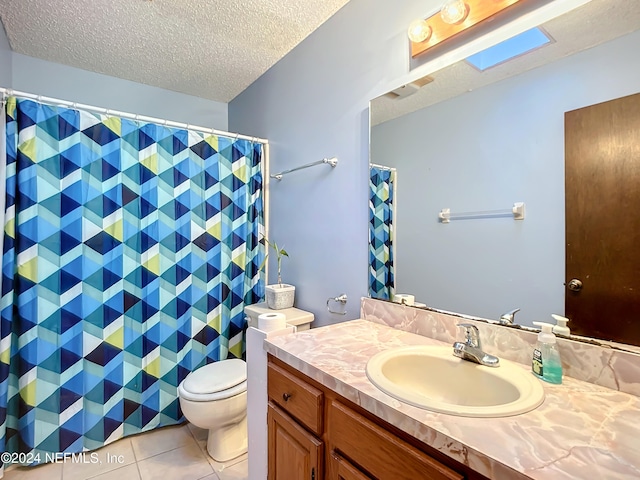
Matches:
[[466, 28, 552, 71]]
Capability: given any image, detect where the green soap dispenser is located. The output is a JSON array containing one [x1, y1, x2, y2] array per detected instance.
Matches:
[[531, 322, 563, 384]]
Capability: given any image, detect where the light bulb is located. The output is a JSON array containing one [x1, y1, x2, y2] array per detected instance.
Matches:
[[407, 18, 432, 43], [440, 0, 468, 24]]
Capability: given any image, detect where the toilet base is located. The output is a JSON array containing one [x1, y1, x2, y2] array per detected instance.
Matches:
[[206, 415, 248, 462]]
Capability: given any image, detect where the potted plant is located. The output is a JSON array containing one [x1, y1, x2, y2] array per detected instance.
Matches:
[[260, 237, 295, 309]]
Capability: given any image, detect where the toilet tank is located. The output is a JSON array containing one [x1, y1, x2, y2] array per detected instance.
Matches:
[[244, 302, 314, 331]]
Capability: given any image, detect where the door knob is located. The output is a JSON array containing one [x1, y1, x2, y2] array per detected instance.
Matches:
[[567, 279, 583, 292]]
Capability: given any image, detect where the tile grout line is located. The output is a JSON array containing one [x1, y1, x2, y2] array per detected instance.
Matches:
[[133, 425, 217, 479], [130, 438, 143, 480], [134, 429, 204, 463], [7, 426, 226, 480], [186, 422, 248, 471], [186, 425, 212, 461], [82, 439, 135, 480], [197, 473, 220, 480], [186, 425, 220, 480]]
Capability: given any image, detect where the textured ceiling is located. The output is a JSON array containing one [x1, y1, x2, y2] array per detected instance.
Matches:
[[0, 0, 350, 102], [372, 0, 640, 126]]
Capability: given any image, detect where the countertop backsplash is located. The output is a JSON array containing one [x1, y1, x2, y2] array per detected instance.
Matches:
[[361, 298, 640, 397]]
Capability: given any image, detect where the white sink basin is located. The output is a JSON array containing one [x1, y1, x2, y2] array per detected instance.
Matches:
[[366, 345, 545, 417]]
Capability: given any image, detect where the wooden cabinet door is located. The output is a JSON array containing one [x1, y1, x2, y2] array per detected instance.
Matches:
[[329, 452, 373, 480], [268, 402, 323, 480]]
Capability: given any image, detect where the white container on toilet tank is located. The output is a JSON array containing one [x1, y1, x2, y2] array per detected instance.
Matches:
[[265, 284, 295, 309]]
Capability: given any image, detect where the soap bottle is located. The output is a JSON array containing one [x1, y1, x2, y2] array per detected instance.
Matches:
[[531, 322, 563, 384], [551, 314, 570, 336]]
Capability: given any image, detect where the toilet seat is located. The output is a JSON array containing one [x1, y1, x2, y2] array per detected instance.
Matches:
[[179, 359, 247, 402]]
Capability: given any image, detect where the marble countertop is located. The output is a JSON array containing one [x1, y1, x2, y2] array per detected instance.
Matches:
[[264, 319, 640, 480]]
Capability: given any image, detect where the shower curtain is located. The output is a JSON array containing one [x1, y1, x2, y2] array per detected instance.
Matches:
[[369, 166, 395, 300], [0, 97, 264, 466]]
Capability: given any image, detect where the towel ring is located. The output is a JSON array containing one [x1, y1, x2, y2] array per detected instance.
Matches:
[[327, 294, 347, 315]]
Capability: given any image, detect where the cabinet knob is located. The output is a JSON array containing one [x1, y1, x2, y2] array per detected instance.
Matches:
[[282, 393, 292, 402]]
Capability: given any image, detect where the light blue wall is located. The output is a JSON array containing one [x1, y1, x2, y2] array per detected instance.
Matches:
[[371, 30, 640, 326], [11, 53, 228, 129], [0, 22, 11, 87], [229, 0, 640, 327], [229, 0, 423, 326]]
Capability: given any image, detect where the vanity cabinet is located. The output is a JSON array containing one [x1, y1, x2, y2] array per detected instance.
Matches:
[[267, 403, 322, 480], [329, 452, 372, 480], [268, 362, 324, 435], [328, 401, 462, 480], [267, 355, 485, 480], [267, 362, 324, 480]]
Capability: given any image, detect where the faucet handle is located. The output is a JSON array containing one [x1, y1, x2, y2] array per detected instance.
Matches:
[[499, 308, 520, 324], [457, 323, 481, 348]]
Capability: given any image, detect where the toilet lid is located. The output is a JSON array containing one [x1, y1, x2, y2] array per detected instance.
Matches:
[[182, 359, 247, 395], [178, 379, 246, 402]]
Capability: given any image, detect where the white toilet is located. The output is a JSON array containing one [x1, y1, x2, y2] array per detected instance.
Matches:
[[178, 358, 247, 462]]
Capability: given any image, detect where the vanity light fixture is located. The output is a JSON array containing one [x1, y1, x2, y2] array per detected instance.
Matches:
[[408, 18, 432, 43], [440, 0, 469, 25], [408, 0, 523, 58]]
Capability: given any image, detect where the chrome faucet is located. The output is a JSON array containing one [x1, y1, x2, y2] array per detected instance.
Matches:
[[499, 308, 520, 326], [453, 324, 500, 367]]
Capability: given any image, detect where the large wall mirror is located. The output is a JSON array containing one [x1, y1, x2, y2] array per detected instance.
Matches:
[[368, 0, 640, 349]]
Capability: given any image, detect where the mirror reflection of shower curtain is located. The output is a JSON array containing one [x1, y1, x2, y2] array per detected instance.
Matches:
[[0, 98, 5, 265], [369, 165, 395, 300]]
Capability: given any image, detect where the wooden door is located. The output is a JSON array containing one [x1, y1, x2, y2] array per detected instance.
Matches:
[[565, 92, 640, 345], [328, 452, 373, 480], [268, 402, 323, 480]]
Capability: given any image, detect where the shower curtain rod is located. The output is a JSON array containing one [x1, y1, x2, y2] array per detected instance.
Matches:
[[0, 87, 269, 145], [370, 163, 396, 171]]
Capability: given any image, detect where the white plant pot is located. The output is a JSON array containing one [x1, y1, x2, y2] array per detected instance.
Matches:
[[265, 284, 295, 310]]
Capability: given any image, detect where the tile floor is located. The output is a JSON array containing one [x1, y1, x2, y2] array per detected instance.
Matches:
[[3, 423, 247, 480]]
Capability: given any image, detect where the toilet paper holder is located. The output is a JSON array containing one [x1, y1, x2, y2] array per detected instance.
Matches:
[[326, 294, 348, 315]]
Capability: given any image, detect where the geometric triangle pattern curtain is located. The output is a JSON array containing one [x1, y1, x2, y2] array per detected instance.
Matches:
[[0, 97, 264, 466], [368, 166, 394, 300]]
